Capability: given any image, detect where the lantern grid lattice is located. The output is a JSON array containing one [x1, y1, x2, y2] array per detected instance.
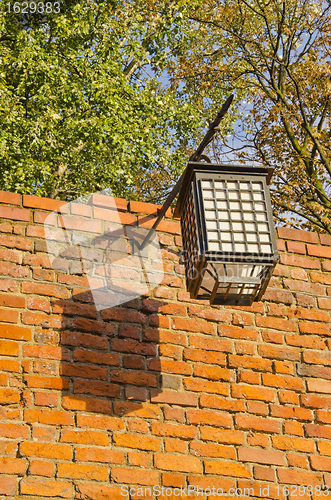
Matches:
[[177, 164, 279, 306]]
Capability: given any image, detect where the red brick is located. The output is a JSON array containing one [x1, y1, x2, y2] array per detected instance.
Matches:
[[277, 468, 321, 486], [320, 233, 331, 245], [0, 278, 17, 292], [21, 281, 69, 299], [23, 345, 70, 360], [62, 395, 112, 414], [228, 354, 272, 372], [138, 215, 180, 234], [0, 477, 16, 496], [0, 293, 24, 308], [301, 393, 331, 409], [318, 297, 331, 309], [101, 308, 145, 324], [189, 335, 232, 352], [110, 370, 156, 387], [280, 253, 319, 269], [271, 405, 312, 421], [284, 278, 324, 295], [60, 429, 108, 446], [318, 441, 331, 455], [0, 261, 29, 278], [23, 194, 67, 211], [200, 427, 244, 444], [200, 394, 245, 412], [235, 414, 280, 433], [57, 462, 108, 481], [60, 331, 108, 350], [172, 317, 215, 335], [34, 211, 56, 224], [20, 478, 73, 497], [0, 205, 30, 222], [0, 191, 21, 205], [316, 410, 331, 424], [303, 350, 331, 365], [258, 344, 300, 361], [238, 447, 284, 465], [277, 227, 318, 243], [94, 206, 135, 225], [24, 375, 69, 390], [128, 451, 152, 467], [310, 455, 331, 472], [73, 349, 119, 366], [286, 240, 306, 254], [113, 433, 160, 451], [272, 436, 315, 453], [60, 363, 108, 380], [285, 420, 304, 436], [20, 442, 72, 460], [286, 334, 325, 350], [0, 422, 29, 439], [262, 289, 294, 304], [0, 323, 31, 341], [0, 233, 31, 250], [150, 390, 197, 406], [307, 379, 331, 394], [112, 467, 158, 485], [246, 401, 268, 415], [73, 379, 121, 398], [254, 466, 276, 481], [34, 392, 58, 407], [151, 422, 197, 439], [128, 200, 171, 218], [184, 348, 226, 366], [24, 409, 74, 426], [232, 384, 275, 402], [307, 243, 331, 259], [188, 475, 235, 492], [162, 472, 185, 488], [0, 441, 18, 456], [190, 442, 235, 459], [0, 339, 19, 357], [0, 456, 27, 474], [29, 459, 55, 477], [262, 373, 304, 391], [77, 414, 123, 430], [154, 453, 201, 473], [88, 193, 127, 211], [256, 315, 296, 331], [186, 409, 232, 427], [75, 447, 124, 464], [218, 324, 259, 340], [204, 460, 250, 477]]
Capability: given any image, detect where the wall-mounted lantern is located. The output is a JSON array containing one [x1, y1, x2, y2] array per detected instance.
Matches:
[[139, 96, 279, 306], [173, 162, 278, 305]]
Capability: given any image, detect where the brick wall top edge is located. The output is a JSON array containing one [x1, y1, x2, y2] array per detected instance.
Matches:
[[0, 190, 330, 243]]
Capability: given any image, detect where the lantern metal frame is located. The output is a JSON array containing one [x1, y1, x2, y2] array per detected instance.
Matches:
[[174, 163, 279, 306]]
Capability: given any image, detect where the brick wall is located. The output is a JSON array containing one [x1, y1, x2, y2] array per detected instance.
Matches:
[[0, 190, 331, 499]]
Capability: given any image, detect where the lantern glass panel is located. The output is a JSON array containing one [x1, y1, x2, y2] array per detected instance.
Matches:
[[200, 175, 274, 256]]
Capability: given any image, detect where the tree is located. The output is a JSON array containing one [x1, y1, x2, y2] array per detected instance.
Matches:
[[0, 0, 215, 202], [170, 0, 331, 233]]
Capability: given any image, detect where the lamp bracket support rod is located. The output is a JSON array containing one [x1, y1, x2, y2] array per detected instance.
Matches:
[[138, 169, 186, 251], [137, 94, 234, 251], [190, 94, 234, 162]]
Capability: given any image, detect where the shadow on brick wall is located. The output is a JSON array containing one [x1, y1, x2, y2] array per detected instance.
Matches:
[[49, 291, 169, 417]]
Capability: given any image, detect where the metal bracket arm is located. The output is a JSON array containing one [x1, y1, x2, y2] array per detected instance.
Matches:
[[138, 169, 186, 251]]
